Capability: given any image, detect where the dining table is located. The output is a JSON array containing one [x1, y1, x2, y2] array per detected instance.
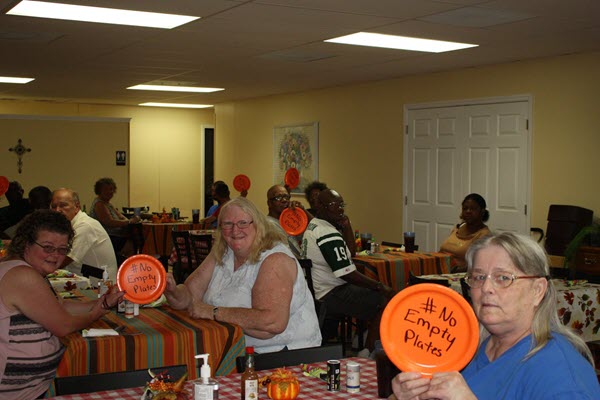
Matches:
[[141, 221, 205, 260], [419, 272, 600, 342], [48, 357, 378, 399], [47, 289, 246, 396], [353, 248, 453, 291]]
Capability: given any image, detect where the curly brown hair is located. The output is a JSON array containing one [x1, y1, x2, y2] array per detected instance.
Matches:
[[7, 210, 74, 258]]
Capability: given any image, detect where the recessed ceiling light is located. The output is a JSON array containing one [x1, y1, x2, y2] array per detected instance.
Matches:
[[7, 0, 199, 29], [140, 103, 213, 109], [0, 76, 35, 84], [325, 32, 477, 53], [128, 85, 224, 93]]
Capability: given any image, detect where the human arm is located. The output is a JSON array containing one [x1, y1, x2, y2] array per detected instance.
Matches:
[[390, 372, 432, 400], [419, 372, 477, 400], [336, 215, 357, 256], [187, 252, 297, 339], [0, 266, 122, 337], [61, 285, 124, 315], [341, 270, 396, 299], [94, 200, 139, 228], [164, 252, 217, 310]]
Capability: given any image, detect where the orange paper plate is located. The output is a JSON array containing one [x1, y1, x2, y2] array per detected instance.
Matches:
[[117, 255, 167, 304], [0, 176, 9, 197], [279, 207, 308, 236], [380, 283, 479, 377], [284, 168, 300, 190], [233, 174, 251, 192]]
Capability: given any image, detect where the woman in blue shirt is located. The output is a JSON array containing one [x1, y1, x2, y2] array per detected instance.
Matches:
[[391, 232, 599, 399]]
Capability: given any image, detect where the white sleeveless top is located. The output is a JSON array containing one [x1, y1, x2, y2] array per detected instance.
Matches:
[[203, 243, 321, 353]]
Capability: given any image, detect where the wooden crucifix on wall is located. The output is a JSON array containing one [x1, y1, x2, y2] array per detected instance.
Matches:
[[9, 138, 32, 174]]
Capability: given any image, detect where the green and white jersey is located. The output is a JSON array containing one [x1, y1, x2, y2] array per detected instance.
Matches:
[[301, 218, 356, 299]]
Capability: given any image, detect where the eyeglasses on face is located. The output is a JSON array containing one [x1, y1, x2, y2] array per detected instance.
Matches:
[[34, 241, 70, 255], [220, 220, 254, 231], [466, 272, 546, 289], [325, 201, 346, 209], [270, 195, 290, 202]]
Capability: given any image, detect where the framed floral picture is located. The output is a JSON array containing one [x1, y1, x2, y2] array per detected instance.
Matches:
[[273, 122, 319, 194]]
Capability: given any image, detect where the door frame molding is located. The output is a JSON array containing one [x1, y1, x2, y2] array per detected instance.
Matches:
[[402, 94, 533, 236]]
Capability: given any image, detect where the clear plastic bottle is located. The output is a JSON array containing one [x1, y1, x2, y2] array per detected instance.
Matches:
[[240, 346, 258, 400], [97, 266, 112, 298], [194, 354, 219, 400]]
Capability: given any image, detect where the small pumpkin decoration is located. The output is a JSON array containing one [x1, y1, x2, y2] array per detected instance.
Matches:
[[266, 368, 300, 400]]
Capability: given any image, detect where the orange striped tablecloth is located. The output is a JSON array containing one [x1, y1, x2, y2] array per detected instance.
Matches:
[[142, 222, 204, 257], [353, 250, 452, 291], [56, 302, 245, 381]]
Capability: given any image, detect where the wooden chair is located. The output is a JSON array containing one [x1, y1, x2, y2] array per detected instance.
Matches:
[[189, 232, 213, 267], [54, 364, 187, 395], [235, 344, 343, 373], [171, 229, 193, 283]]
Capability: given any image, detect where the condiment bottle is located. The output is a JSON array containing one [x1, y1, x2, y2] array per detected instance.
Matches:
[[240, 346, 259, 400], [194, 353, 219, 400]]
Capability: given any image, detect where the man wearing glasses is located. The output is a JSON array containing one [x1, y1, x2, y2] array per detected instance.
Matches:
[[51, 188, 117, 285], [301, 189, 395, 352], [266, 184, 309, 258]]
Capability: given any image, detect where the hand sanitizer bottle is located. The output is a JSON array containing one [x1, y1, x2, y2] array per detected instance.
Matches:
[[97, 265, 112, 298], [194, 353, 219, 400]]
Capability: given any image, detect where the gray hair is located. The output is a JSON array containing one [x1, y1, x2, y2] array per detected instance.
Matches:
[[213, 197, 287, 265], [465, 231, 593, 365]]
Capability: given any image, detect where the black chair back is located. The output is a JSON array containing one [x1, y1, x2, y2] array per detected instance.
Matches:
[[55, 364, 187, 395], [298, 259, 326, 330], [80, 264, 104, 279], [235, 344, 343, 373], [381, 241, 403, 248], [129, 223, 145, 254], [189, 233, 213, 267], [171, 229, 192, 283], [459, 277, 472, 305]]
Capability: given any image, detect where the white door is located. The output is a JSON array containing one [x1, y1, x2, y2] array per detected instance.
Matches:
[[404, 99, 531, 252]]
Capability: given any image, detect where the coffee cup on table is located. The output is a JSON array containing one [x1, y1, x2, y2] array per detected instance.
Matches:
[[192, 209, 200, 224], [403, 231, 416, 253]]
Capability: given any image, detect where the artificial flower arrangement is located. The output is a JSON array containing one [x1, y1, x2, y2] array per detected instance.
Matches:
[[141, 369, 189, 400]]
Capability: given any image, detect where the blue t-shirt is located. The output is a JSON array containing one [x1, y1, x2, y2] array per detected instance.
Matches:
[[206, 204, 219, 228], [463, 333, 600, 399]]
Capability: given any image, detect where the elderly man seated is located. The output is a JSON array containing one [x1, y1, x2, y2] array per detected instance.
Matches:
[[266, 184, 313, 258], [51, 188, 117, 285], [301, 188, 395, 351]]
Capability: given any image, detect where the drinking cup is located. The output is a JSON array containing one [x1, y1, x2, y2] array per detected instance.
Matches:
[[374, 347, 400, 398], [360, 233, 372, 251], [133, 207, 142, 217], [192, 209, 200, 224], [403, 231, 416, 253]]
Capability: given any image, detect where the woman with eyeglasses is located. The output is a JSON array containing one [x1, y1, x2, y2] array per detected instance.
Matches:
[[390, 232, 599, 400], [164, 197, 321, 353], [0, 210, 124, 399]]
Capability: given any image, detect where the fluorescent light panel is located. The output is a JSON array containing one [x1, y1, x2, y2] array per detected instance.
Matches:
[[7, 0, 199, 29], [128, 85, 224, 93], [140, 103, 213, 109], [0, 76, 35, 84], [325, 32, 477, 53]]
